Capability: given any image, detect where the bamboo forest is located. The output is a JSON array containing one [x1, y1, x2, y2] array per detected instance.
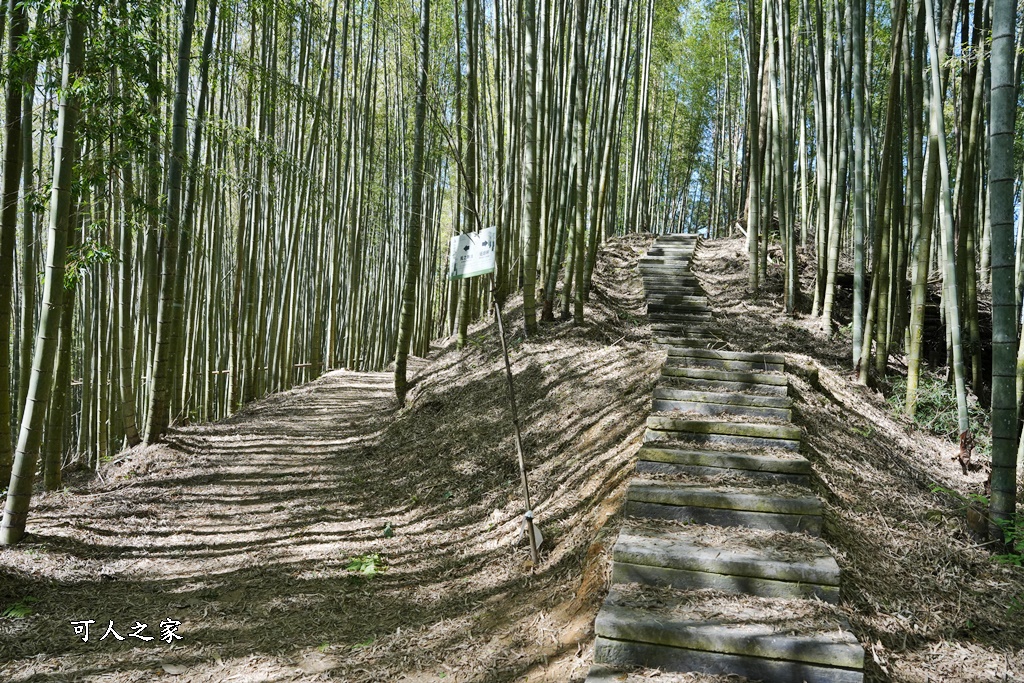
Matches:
[[0, 0, 1023, 678]]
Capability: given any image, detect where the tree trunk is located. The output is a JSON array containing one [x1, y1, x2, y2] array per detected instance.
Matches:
[[0, 0, 28, 483], [1, 6, 85, 545], [144, 0, 197, 444], [988, 0, 1018, 539], [395, 0, 430, 405]]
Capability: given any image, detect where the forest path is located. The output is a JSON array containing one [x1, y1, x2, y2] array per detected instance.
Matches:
[[587, 234, 864, 682], [1, 370, 427, 680], [1, 234, 665, 683]]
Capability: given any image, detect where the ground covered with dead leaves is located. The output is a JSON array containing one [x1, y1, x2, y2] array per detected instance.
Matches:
[[695, 237, 1024, 683], [0, 235, 661, 683], [2, 234, 1021, 683]]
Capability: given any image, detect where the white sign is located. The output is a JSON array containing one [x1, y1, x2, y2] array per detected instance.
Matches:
[[448, 227, 496, 280]]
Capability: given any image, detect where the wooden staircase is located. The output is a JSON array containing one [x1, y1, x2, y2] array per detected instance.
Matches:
[[586, 234, 865, 683]]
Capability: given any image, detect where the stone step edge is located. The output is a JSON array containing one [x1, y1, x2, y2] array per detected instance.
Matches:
[[638, 445, 811, 474], [613, 528, 840, 586], [661, 366, 787, 385], [652, 387, 793, 408], [595, 603, 863, 670], [661, 358, 784, 374], [627, 481, 822, 515], [646, 417, 800, 442], [662, 346, 786, 365], [593, 637, 864, 683]]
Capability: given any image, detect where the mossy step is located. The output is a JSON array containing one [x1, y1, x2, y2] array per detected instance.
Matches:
[[646, 418, 800, 451], [652, 321, 712, 330], [644, 257, 695, 263], [642, 273, 699, 281], [652, 331, 716, 339], [637, 445, 811, 484], [628, 479, 819, 513], [654, 234, 700, 241], [652, 329, 715, 338], [654, 342, 723, 353], [660, 366, 785, 385], [640, 265, 694, 273], [594, 588, 863, 682], [646, 295, 708, 305], [640, 256, 693, 264], [643, 281, 701, 290], [652, 330, 716, 338], [663, 355, 782, 374], [659, 377, 788, 397], [642, 269, 698, 276], [652, 397, 792, 421], [649, 307, 710, 316], [612, 526, 840, 601], [649, 303, 711, 314], [664, 346, 786, 366], [650, 312, 713, 323], [653, 387, 792, 408], [643, 271, 698, 278], [643, 282, 701, 291], [627, 478, 821, 526], [650, 306, 711, 315], [647, 290, 704, 299], [649, 251, 696, 255]]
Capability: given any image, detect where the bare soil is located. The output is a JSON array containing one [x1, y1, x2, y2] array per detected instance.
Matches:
[[1, 234, 1021, 683]]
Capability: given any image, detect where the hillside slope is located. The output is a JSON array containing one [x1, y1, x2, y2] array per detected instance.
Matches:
[[0, 235, 661, 682], [1, 234, 1020, 683]]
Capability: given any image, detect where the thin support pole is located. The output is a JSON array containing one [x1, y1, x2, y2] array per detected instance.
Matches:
[[490, 275, 539, 565]]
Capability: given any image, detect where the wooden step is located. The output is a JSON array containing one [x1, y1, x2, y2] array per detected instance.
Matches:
[[643, 270, 698, 278], [660, 367, 788, 396], [650, 304, 711, 314], [646, 417, 801, 451], [651, 310, 711, 319], [640, 265, 694, 273], [637, 444, 811, 484], [594, 587, 864, 682], [643, 282, 701, 291], [612, 525, 841, 602], [663, 354, 782, 375], [664, 346, 784, 367], [653, 332, 714, 343], [643, 281, 701, 290], [646, 294, 708, 304], [640, 255, 693, 264], [652, 328, 716, 337], [654, 334, 716, 346], [654, 234, 700, 241], [644, 252, 695, 261], [625, 480, 822, 534], [649, 302, 710, 314], [654, 342, 723, 353], [651, 317, 712, 327], [652, 327, 715, 337], [654, 386, 791, 408], [652, 395, 792, 421], [642, 269, 698, 277]]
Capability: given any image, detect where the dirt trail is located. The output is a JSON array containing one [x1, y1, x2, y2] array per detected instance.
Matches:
[[1, 235, 662, 683], [1, 371, 411, 680]]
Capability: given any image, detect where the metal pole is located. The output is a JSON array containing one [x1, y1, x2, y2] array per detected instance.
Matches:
[[490, 276, 539, 565]]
